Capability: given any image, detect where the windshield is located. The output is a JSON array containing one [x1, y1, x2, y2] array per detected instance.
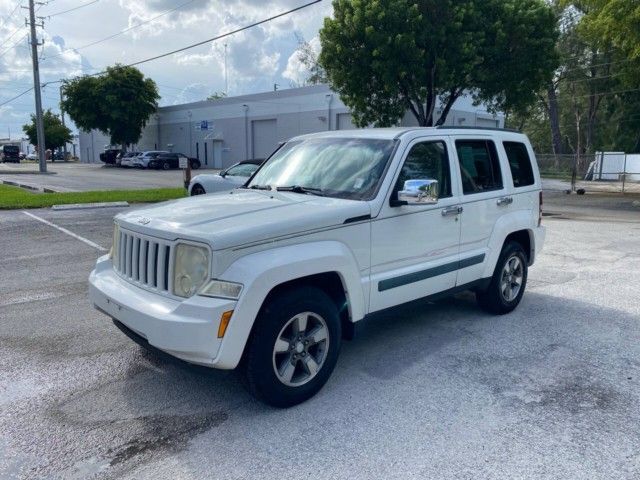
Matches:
[[247, 138, 396, 200]]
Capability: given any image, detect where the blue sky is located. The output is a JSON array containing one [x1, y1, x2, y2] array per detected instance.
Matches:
[[0, 0, 332, 139]]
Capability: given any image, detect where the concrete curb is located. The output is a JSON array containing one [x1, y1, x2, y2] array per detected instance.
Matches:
[[2, 179, 70, 193], [51, 201, 130, 211]]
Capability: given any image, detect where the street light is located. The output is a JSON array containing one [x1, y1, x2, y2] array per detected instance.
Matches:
[[187, 110, 193, 156]]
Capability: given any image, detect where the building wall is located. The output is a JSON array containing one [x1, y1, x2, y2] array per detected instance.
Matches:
[[80, 84, 504, 168]]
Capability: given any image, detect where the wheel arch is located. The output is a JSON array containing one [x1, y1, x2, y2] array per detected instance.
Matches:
[[482, 211, 537, 278], [212, 241, 366, 369]]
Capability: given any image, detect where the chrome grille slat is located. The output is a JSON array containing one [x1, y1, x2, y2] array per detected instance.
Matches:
[[113, 229, 172, 294]]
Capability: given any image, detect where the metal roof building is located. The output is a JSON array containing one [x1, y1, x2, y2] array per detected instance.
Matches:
[[79, 84, 503, 169]]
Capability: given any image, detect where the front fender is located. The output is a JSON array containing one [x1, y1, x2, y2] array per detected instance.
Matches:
[[212, 241, 365, 369]]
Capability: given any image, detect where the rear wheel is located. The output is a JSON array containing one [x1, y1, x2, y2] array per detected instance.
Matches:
[[191, 184, 206, 196], [190, 159, 201, 170], [162, 161, 170, 170], [476, 241, 528, 314], [243, 287, 341, 408]]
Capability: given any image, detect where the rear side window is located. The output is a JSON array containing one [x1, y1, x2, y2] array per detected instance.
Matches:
[[455, 140, 503, 194], [503, 142, 535, 187]]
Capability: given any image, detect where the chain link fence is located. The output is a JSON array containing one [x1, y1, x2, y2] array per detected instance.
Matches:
[[536, 152, 640, 194]]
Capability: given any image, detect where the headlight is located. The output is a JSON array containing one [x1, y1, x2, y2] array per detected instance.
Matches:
[[173, 243, 210, 298], [199, 280, 243, 300], [110, 223, 120, 260]]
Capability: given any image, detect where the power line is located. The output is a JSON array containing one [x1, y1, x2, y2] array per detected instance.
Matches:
[[42, 0, 199, 61], [0, 86, 33, 107], [1, 0, 23, 23], [44, 0, 322, 81], [0, 24, 25, 45], [2, 1, 322, 111], [125, 0, 322, 69], [0, 32, 27, 58], [561, 57, 640, 74], [45, 0, 99, 18]]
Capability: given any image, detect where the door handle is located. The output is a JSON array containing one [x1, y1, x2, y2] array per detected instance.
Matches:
[[442, 206, 463, 217], [496, 196, 513, 206]]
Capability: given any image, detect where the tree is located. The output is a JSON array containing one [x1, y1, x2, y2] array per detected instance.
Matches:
[[295, 33, 327, 86], [207, 91, 227, 101], [61, 65, 159, 147], [578, 0, 640, 58], [319, 0, 559, 127], [22, 109, 72, 151]]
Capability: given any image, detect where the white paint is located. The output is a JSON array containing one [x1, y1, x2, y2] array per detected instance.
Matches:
[[22, 211, 107, 252], [51, 201, 129, 211]]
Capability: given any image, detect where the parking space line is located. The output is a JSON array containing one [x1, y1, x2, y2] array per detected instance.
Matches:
[[22, 211, 108, 252]]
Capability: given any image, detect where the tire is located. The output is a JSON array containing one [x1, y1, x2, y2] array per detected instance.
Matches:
[[191, 184, 206, 196], [162, 161, 170, 170], [190, 160, 201, 170], [476, 241, 528, 315], [243, 286, 341, 408]]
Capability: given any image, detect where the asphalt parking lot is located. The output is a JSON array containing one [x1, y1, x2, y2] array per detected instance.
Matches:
[[0, 163, 197, 192], [1, 202, 640, 479]]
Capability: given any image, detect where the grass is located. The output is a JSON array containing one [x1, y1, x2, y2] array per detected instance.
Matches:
[[0, 184, 186, 209]]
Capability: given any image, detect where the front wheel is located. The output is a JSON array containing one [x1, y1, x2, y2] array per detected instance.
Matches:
[[162, 161, 170, 170], [243, 287, 341, 407], [476, 241, 528, 315]]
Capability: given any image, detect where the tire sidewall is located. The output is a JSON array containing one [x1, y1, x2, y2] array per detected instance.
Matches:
[[494, 242, 528, 311], [245, 287, 341, 407]]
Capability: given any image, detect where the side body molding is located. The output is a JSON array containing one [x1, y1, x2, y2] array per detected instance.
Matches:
[[213, 241, 366, 369]]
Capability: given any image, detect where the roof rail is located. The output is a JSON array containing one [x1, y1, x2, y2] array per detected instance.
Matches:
[[436, 125, 521, 133]]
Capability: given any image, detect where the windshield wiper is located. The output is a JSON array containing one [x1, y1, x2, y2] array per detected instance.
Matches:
[[248, 184, 272, 190], [276, 185, 325, 196]]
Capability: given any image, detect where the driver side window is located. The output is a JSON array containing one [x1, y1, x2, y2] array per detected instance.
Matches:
[[395, 141, 452, 199]]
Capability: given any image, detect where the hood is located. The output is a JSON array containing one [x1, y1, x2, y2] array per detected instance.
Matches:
[[116, 190, 371, 250]]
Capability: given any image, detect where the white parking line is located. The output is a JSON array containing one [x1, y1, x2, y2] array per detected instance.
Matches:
[[22, 211, 108, 252]]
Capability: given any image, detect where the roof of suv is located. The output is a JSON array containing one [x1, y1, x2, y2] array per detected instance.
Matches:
[[291, 126, 524, 142]]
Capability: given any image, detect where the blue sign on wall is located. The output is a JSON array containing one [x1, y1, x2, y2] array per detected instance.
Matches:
[[200, 120, 209, 130]]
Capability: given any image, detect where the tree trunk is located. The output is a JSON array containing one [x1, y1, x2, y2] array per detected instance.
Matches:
[[547, 86, 563, 155], [436, 88, 461, 126]]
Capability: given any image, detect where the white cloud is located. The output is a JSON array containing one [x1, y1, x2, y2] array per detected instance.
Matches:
[[283, 35, 321, 86]]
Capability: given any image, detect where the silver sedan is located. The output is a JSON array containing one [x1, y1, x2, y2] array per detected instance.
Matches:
[[188, 159, 264, 195]]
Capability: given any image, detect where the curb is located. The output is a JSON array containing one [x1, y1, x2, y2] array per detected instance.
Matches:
[[51, 201, 130, 211], [2, 179, 69, 193]]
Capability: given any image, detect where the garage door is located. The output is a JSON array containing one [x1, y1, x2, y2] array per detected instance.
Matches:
[[337, 113, 357, 130], [251, 119, 277, 159]]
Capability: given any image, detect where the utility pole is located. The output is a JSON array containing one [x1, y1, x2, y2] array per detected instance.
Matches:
[[224, 42, 228, 96], [26, 0, 47, 173], [59, 85, 67, 160]]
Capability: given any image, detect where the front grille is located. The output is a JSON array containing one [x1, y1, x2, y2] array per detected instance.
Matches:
[[115, 229, 173, 293]]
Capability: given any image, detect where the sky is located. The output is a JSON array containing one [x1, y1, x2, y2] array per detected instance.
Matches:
[[0, 0, 333, 139]]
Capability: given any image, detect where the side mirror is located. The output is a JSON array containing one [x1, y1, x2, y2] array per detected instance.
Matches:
[[397, 179, 438, 205]]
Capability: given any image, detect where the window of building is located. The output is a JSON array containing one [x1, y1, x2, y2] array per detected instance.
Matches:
[[395, 141, 452, 199], [503, 141, 535, 187], [455, 140, 503, 194]]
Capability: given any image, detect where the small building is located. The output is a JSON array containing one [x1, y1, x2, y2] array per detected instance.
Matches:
[[79, 84, 504, 169]]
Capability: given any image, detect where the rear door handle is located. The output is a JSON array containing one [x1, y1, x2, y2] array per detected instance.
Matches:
[[496, 196, 513, 206], [442, 206, 463, 217]]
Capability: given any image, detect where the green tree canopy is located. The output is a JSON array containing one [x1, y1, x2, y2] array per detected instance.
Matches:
[[22, 109, 72, 151], [319, 0, 559, 127], [61, 65, 159, 147]]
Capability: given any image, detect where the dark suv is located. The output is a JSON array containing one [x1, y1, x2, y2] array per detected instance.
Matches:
[[1, 145, 20, 163], [149, 153, 201, 170]]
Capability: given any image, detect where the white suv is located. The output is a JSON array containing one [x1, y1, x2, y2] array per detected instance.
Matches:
[[131, 151, 169, 168], [89, 127, 545, 407]]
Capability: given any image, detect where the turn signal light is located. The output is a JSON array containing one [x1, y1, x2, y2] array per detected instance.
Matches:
[[217, 310, 234, 338]]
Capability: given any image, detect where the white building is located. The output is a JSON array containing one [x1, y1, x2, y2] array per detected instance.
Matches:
[[79, 84, 504, 169]]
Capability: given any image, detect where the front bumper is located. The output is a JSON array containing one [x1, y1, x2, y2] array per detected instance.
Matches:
[[89, 254, 236, 367]]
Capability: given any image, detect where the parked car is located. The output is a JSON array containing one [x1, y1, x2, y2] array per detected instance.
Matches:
[[99, 149, 121, 165], [1, 145, 20, 163], [90, 127, 545, 407], [131, 151, 169, 168], [26, 152, 38, 161], [188, 159, 264, 195], [117, 152, 140, 168], [149, 153, 201, 170]]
